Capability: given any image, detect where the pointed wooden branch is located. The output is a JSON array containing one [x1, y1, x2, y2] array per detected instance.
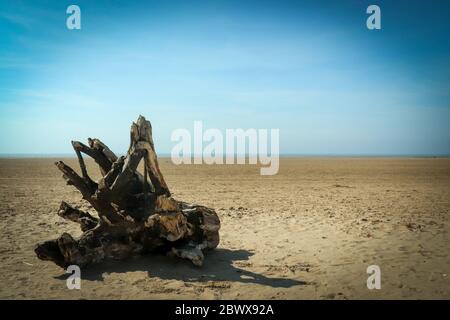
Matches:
[[55, 161, 96, 199], [131, 116, 171, 196], [72, 140, 113, 176], [57, 201, 98, 232], [88, 138, 118, 163]]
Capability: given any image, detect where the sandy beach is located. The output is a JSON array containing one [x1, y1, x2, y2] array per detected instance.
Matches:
[[0, 157, 449, 299]]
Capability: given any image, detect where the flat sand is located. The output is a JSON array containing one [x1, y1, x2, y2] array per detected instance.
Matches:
[[0, 157, 449, 299]]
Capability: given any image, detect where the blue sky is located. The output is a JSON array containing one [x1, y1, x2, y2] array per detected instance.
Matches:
[[0, 0, 449, 155]]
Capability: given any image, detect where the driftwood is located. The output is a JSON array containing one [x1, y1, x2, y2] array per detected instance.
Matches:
[[34, 116, 220, 268]]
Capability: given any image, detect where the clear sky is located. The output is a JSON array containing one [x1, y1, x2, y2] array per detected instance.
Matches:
[[0, 0, 449, 155]]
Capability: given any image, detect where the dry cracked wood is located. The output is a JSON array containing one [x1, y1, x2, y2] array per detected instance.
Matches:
[[34, 115, 220, 268]]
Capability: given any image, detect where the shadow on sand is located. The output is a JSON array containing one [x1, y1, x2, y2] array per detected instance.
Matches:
[[55, 248, 306, 288]]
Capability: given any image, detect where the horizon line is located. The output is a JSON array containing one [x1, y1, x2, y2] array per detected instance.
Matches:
[[1, 153, 449, 159]]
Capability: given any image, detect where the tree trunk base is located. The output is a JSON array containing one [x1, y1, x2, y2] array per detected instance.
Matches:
[[34, 116, 220, 268]]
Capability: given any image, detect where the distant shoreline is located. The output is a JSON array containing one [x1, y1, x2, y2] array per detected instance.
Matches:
[[1, 154, 449, 159]]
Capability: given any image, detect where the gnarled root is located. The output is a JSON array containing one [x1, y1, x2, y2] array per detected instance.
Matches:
[[34, 116, 220, 268]]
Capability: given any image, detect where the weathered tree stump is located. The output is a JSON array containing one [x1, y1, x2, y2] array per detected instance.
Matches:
[[34, 116, 220, 268]]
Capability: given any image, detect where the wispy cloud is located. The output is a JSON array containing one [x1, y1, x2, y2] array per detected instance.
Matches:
[[1, 88, 105, 109], [0, 12, 35, 28]]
